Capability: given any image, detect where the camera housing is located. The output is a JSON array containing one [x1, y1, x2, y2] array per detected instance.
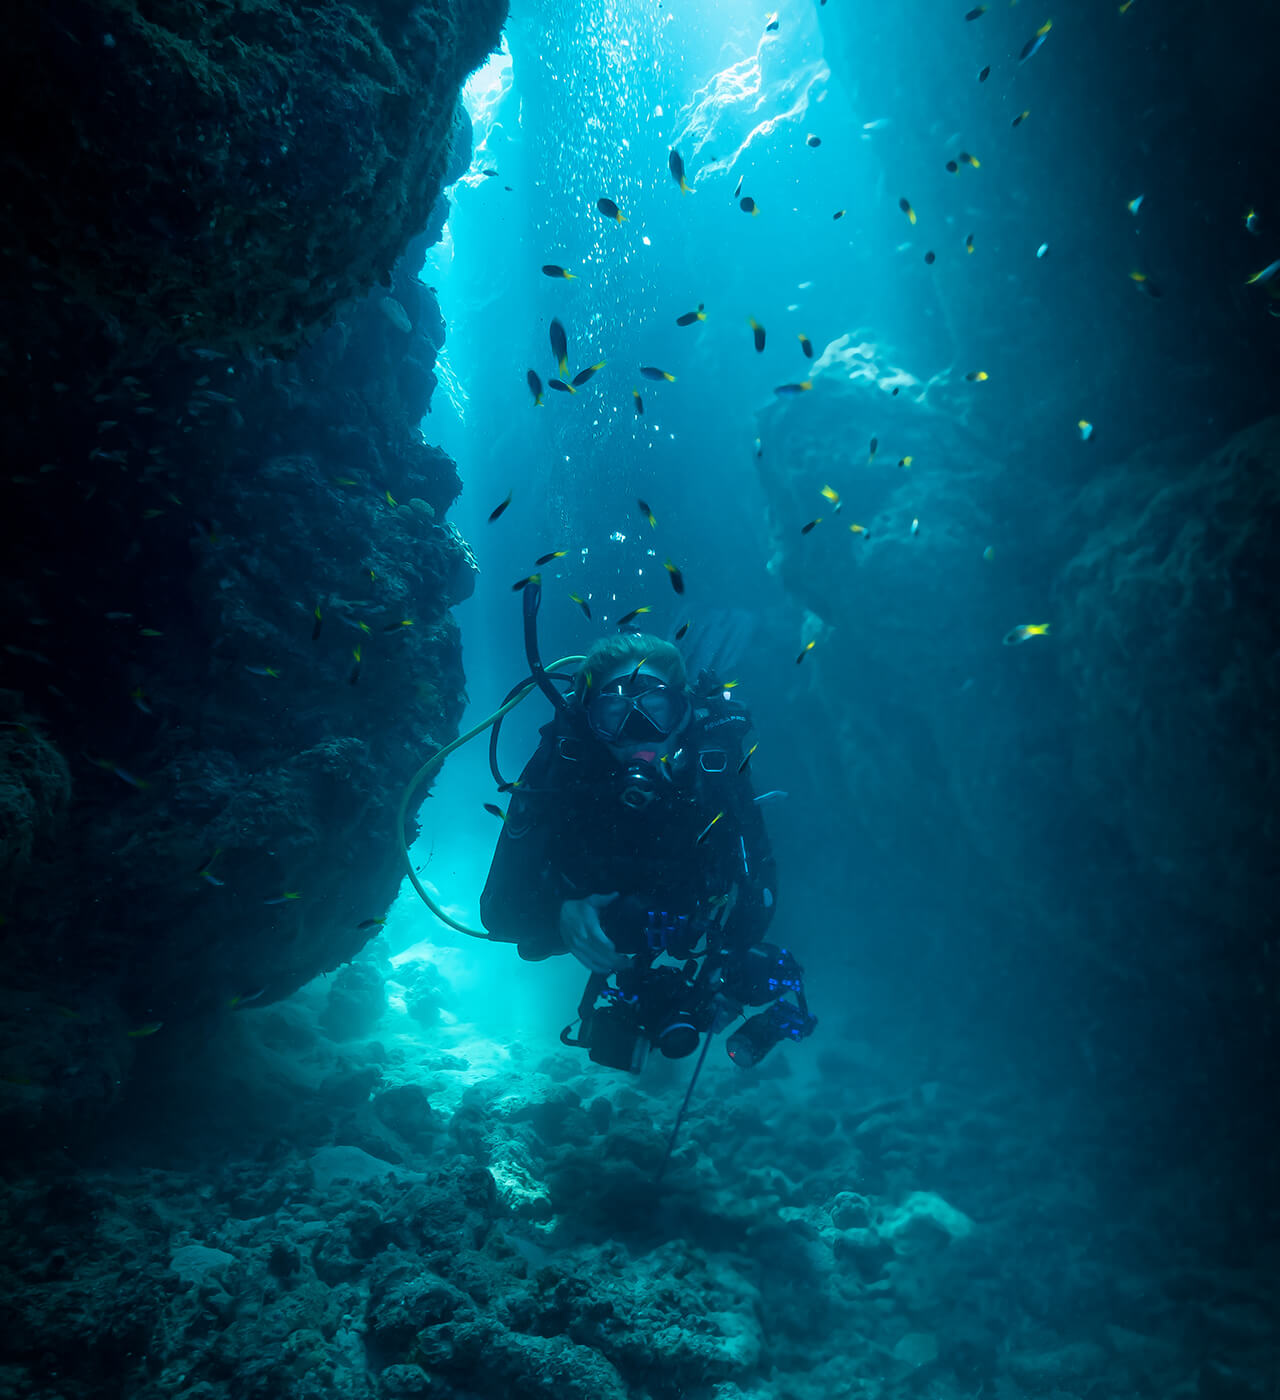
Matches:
[[586, 963, 709, 1072], [562, 901, 817, 1074]]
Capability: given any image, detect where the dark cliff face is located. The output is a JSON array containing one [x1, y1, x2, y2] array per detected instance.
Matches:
[[750, 346, 1279, 1180], [0, 1, 506, 1147], [745, 3, 1280, 1145], [2, 0, 505, 357]]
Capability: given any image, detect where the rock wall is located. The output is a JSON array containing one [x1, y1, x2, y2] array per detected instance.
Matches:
[[1056, 420, 1280, 949], [0, 0, 506, 1147], [752, 337, 1278, 1012], [3, 0, 504, 356]]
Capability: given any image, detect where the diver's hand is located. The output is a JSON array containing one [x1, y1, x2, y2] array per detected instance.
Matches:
[[559, 893, 627, 974]]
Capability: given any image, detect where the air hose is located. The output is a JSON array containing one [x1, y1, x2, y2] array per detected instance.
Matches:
[[395, 652, 584, 937]]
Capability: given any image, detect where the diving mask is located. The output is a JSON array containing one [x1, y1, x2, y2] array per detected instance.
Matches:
[[586, 669, 690, 746]]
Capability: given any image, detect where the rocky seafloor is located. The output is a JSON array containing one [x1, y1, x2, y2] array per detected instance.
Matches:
[[2, 948, 1276, 1400]]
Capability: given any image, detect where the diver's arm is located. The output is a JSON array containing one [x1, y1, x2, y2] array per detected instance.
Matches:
[[720, 768, 778, 952], [479, 743, 571, 960]]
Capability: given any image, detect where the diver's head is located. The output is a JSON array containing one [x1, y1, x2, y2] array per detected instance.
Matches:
[[576, 633, 691, 766]]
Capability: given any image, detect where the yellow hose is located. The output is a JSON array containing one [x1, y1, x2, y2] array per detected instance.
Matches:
[[395, 655, 585, 937]]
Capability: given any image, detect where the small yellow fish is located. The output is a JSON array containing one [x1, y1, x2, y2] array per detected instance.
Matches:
[[637, 498, 657, 528], [196, 849, 224, 886], [541, 264, 577, 279], [1244, 208, 1260, 236], [571, 361, 606, 388], [1012, 110, 1030, 128], [798, 333, 814, 358], [898, 455, 914, 468], [738, 742, 758, 774], [1003, 623, 1051, 646], [899, 196, 917, 225], [801, 518, 822, 535], [550, 318, 569, 377], [570, 593, 592, 620], [965, 233, 975, 254], [617, 605, 651, 628], [965, 370, 989, 382], [1019, 19, 1052, 62], [126, 1022, 164, 1038], [535, 551, 567, 567], [820, 484, 840, 504], [511, 572, 542, 592], [483, 802, 506, 821], [1130, 269, 1163, 298], [695, 811, 724, 846], [796, 639, 817, 664], [959, 151, 981, 168], [228, 988, 268, 1008], [849, 523, 871, 537]]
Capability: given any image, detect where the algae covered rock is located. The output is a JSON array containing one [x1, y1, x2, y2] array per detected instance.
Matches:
[[1057, 418, 1280, 940], [321, 963, 387, 1040], [4, 0, 507, 355]]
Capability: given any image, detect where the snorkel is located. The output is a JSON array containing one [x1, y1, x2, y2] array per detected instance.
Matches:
[[396, 577, 583, 937]]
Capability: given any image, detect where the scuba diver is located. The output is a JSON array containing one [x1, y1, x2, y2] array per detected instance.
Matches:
[[393, 582, 817, 1171], [478, 618, 817, 1077]]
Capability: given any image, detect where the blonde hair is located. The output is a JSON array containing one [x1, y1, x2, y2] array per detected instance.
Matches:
[[574, 632, 687, 702]]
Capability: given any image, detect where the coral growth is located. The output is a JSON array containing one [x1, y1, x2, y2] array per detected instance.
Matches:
[[3, 0, 506, 355], [0, 707, 71, 884]]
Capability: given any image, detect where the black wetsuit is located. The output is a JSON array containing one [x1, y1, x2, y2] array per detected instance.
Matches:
[[480, 692, 777, 966]]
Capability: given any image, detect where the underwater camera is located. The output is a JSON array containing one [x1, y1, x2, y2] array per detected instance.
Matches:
[[571, 902, 719, 1072], [563, 913, 818, 1074]]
